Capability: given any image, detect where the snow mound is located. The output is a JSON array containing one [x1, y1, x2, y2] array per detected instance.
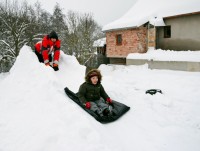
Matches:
[[0, 46, 116, 151]]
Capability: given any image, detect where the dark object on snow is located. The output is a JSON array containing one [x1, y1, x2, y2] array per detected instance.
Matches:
[[146, 89, 162, 95], [52, 66, 59, 71], [64, 87, 130, 124]]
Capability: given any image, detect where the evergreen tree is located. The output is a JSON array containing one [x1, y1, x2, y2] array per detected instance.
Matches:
[[50, 3, 68, 52]]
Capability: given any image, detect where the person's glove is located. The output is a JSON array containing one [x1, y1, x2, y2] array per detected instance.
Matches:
[[85, 102, 91, 109], [45, 62, 50, 66], [106, 98, 112, 104], [53, 63, 59, 71]]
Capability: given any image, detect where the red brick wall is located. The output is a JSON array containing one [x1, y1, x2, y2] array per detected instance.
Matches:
[[106, 27, 147, 58]]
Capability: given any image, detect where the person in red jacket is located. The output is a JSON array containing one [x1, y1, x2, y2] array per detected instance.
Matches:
[[35, 31, 61, 71]]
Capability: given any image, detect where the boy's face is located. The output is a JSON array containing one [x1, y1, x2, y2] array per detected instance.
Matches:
[[91, 76, 98, 85], [51, 38, 56, 42]]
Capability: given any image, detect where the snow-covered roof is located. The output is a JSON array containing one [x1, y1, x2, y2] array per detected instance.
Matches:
[[93, 38, 106, 47], [103, 0, 200, 32]]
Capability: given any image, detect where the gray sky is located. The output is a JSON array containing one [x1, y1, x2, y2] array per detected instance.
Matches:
[[25, 0, 137, 26]]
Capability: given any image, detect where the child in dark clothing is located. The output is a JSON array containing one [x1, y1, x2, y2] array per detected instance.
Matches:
[[78, 69, 113, 116]]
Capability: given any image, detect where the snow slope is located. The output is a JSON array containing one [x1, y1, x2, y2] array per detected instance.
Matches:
[[0, 46, 200, 151]]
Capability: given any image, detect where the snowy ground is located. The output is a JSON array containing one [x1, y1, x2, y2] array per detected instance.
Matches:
[[0, 46, 200, 151]]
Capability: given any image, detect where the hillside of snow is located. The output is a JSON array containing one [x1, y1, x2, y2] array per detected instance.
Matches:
[[0, 46, 200, 151]]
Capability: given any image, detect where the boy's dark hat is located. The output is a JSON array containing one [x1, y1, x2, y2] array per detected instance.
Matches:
[[49, 30, 58, 40], [88, 72, 98, 78]]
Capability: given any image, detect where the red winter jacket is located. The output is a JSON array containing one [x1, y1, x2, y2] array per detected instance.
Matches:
[[35, 35, 61, 64]]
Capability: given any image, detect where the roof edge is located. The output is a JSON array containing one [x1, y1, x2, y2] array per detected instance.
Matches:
[[164, 11, 200, 19], [102, 25, 140, 33]]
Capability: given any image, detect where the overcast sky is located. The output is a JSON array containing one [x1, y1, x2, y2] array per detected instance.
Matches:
[[23, 0, 137, 26]]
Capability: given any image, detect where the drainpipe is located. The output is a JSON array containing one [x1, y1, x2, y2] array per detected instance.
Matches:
[[147, 23, 150, 50], [154, 22, 156, 50]]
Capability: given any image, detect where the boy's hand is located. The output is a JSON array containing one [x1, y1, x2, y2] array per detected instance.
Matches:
[[45, 62, 50, 66], [85, 102, 91, 109], [106, 98, 112, 104]]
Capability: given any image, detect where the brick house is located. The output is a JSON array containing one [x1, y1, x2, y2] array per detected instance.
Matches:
[[102, 0, 200, 64]]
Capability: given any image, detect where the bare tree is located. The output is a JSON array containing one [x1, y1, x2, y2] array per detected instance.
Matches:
[[65, 10, 104, 66], [0, 1, 39, 72], [65, 10, 80, 56]]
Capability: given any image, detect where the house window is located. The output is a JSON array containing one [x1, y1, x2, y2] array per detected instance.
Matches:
[[164, 26, 171, 38], [116, 34, 122, 45]]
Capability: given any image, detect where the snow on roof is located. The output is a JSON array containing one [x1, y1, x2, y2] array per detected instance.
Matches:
[[103, 0, 200, 32], [93, 37, 106, 47]]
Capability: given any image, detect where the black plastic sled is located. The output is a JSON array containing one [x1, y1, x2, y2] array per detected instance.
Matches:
[[146, 89, 162, 95], [64, 87, 130, 124]]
